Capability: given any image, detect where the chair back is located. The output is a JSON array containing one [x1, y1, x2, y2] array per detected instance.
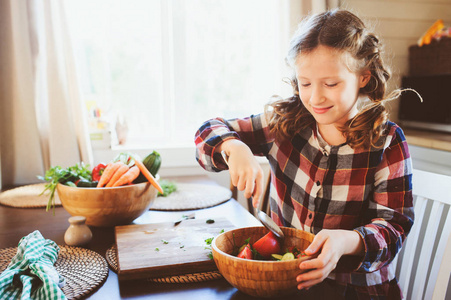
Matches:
[[395, 169, 451, 300]]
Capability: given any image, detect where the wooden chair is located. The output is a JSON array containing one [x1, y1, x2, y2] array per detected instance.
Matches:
[[232, 168, 451, 299], [395, 169, 451, 300]]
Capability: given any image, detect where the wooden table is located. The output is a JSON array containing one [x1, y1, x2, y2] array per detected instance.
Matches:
[[0, 194, 268, 299], [0, 181, 340, 299]]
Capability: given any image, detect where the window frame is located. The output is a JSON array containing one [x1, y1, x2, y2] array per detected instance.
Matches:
[[88, 0, 303, 175]]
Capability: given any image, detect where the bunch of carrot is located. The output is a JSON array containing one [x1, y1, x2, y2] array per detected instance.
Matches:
[[97, 159, 163, 194]]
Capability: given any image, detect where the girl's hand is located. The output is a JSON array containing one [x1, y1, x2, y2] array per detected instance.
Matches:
[[219, 139, 264, 207], [296, 229, 364, 290]]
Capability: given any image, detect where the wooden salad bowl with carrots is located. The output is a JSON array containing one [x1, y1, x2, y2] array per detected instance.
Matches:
[[57, 177, 159, 227]]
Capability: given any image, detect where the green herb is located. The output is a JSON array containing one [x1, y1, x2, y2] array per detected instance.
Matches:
[[155, 248, 160, 251], [161, 239, 169, 244], [252, 248, 263, 260], [204, 229, 224, 259], [180, 245, 184, 249], [158, 180, 177, 197], [204, 237, 214, 259], [38, 163, 92, 214], [206, 219, 215, 224], [220, 229, 225, 233]]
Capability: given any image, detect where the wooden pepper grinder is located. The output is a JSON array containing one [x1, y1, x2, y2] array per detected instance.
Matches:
[[64, 216, 93, 246]]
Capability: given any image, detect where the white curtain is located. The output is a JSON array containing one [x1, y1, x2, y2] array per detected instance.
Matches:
[[0, 0, 93, 188]]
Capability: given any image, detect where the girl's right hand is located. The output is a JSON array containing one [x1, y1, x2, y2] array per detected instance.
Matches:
[[219, 139, 264, 207]]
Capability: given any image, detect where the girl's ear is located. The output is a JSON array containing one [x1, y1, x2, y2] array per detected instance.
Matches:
[[359, 70, 371, 88]]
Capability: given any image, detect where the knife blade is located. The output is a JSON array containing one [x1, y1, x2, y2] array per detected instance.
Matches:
[[174, 213, 195, 227]]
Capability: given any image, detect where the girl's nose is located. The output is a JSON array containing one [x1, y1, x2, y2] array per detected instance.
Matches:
[[309, 86, 325, 106]]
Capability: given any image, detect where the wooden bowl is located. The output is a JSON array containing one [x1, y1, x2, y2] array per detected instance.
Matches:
[[212, 226, 314, 298], [56, 180, 158, 227]]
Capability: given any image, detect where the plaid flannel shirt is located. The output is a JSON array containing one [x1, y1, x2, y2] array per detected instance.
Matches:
[[195, 113, 414, 292]]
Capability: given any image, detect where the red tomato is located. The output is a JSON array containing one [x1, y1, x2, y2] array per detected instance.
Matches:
[[296, 252, 307, 258], [252, 232, 281, 259], [92, 163, 107, 182], [237, 244, 253, 260]]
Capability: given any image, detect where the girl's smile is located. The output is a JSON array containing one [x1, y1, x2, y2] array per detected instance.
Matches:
[[295, 45, 370, 144], [312, 105, 333, 114]]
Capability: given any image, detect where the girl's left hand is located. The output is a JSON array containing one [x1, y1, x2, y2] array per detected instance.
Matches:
[[296, 229, 364, 290]]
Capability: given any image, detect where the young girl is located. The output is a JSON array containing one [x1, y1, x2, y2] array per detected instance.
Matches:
[[195, 9, 413, 299]]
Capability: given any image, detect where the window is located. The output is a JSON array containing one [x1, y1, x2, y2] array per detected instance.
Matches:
[[66, 0, 293, 153]]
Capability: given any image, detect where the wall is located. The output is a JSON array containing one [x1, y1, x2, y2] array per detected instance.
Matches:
[[340, 0, 451, 123]]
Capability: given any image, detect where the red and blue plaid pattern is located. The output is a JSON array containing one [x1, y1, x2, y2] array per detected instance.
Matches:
[[195, 113, 414, 296]]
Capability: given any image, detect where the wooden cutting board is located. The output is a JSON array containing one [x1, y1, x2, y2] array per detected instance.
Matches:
[[115, 217, 235, 281]]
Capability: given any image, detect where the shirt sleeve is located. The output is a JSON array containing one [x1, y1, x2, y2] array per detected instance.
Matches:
[[353, 124, 414, 273], [194, 114, 274, 172]]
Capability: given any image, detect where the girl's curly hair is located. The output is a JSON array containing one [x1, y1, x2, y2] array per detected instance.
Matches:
[[266, 9, 400, 149]]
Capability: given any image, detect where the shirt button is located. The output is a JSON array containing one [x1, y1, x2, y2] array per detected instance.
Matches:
[[308, 213, 313, 219], [316, 181, 321, 186]]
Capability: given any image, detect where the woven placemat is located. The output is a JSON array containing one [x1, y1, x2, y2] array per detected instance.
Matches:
[[0, 183, 61, 208], [0, 245, 108, 299], [150, 183, 231, 211], [105, 245, 222, 283]]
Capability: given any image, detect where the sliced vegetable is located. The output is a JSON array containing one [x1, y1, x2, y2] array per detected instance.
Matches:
[[97, 162, 122, 188], [112, 165, 140, 187], [134, 159, 164, 194], [286, 246, 306, 258], [252, 231, 281, 259], [271, 254, 283, 261], [296, 251, 307, 258], [237, 244, 253, 260], [106, 163, 129, 187], [281, 252, 295, 261]]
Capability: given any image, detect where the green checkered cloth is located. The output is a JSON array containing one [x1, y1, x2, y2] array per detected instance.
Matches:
[[0, 230, 67, 300]]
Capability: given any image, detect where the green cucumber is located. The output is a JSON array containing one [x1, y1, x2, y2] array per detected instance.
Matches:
[[271, 254, 283, 261], [76, 179, 98, 188], [134, 151, 162, 183], [143, 151, 161, 176], [281, 252, 295, 261]]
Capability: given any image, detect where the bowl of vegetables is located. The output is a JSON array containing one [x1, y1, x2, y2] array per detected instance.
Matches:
[[41, 152, 164, 227], [211, 226, 315, 298]]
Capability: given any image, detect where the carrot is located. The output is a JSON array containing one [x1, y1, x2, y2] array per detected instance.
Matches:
[[97, 162, 122, 187], [134, 159, 164, 194], [106, 163, 129, 187], [112, 165, 140, 187]]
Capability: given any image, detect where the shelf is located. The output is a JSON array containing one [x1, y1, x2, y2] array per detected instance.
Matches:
[[404, 128, 451, 152]]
